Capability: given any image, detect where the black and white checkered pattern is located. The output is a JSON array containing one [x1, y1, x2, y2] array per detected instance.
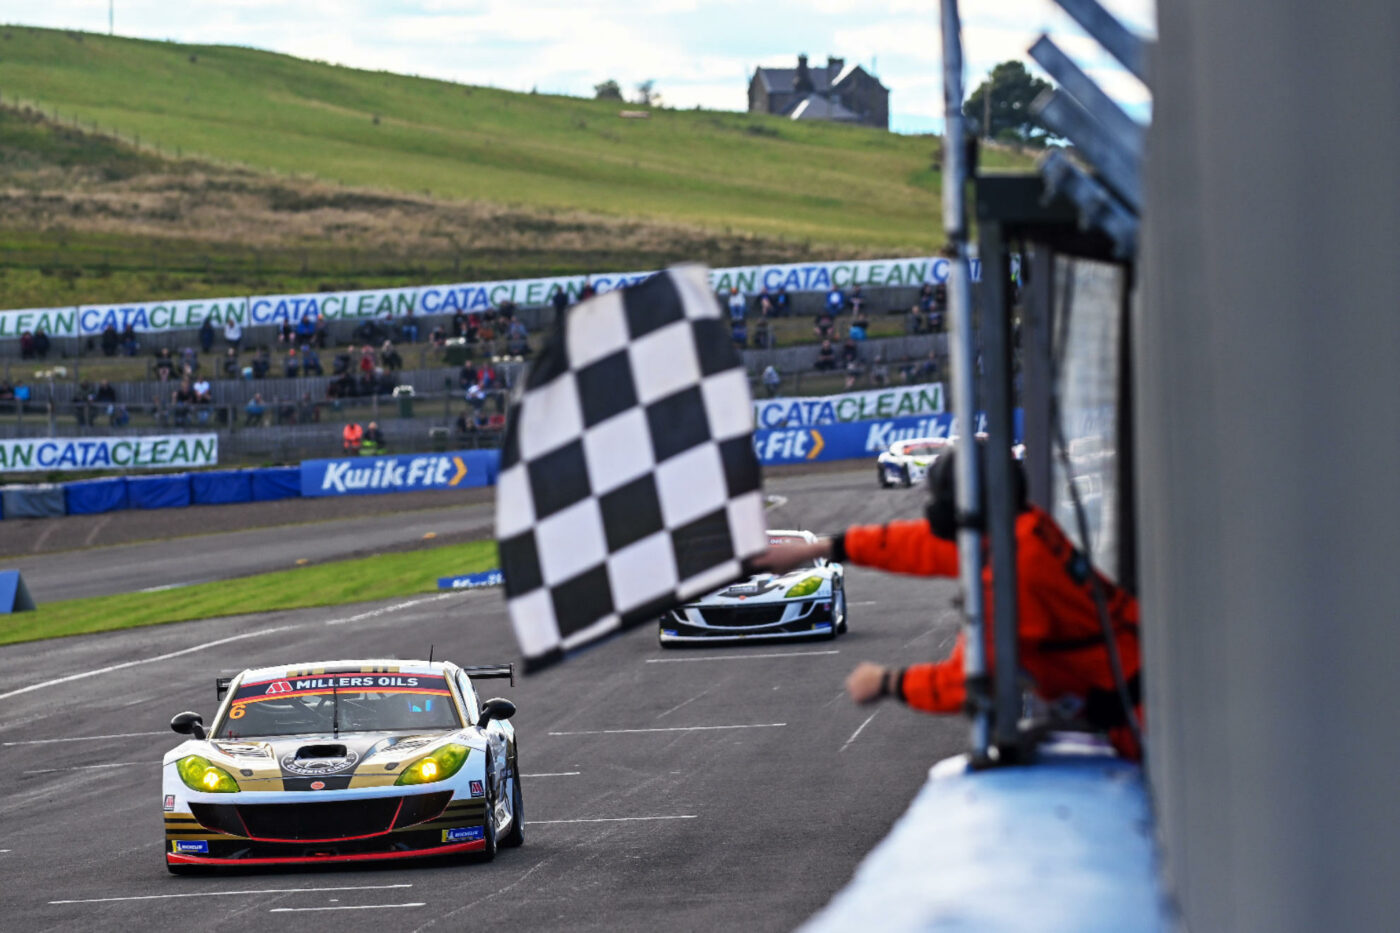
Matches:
[[496, 266, 766, 671]]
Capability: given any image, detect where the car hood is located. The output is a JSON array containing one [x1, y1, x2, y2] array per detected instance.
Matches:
[[687, 569, 831, 606], [165, 729, 480, 792]]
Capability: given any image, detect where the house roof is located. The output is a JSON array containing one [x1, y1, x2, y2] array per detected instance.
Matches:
[[787, 94, 860, 121], [756, 67, 831, 94]]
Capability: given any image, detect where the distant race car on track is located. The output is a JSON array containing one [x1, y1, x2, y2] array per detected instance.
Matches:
[[162, 659, 521, 873], [876, 436, 953, 488], [659, 530, 846, 645]]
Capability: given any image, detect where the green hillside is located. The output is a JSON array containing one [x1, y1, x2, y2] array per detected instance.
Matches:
[[0, 26, 1027, 250]]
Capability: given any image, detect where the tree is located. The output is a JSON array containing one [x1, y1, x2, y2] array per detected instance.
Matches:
[[593, 79, 623, 101], [633, 79, 659, 107], [963, 60, 1052, 146]]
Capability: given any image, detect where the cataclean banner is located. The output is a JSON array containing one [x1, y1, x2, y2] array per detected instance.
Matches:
[[753, 384, 945, 429], [753, 410, 1023, 466], [0, 256, 985, 339], [300, 449, 500, 497], [0, 434, 218, 472]]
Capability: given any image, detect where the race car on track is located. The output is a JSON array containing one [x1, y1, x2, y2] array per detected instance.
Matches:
[[876, 436, 953, 488], [659, 530, 846, 645], [162, 659, 521, 873]]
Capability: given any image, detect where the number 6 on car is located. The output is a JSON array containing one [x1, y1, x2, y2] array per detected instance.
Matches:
[[161, 658, 522, 873]]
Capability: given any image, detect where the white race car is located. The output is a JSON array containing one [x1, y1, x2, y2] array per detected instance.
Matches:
[[876, 437, 953, 488], [659, 530, 846, 645], [162, 659, 521, 872]]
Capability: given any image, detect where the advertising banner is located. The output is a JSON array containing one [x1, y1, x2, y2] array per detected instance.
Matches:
[[300, 449, 500, 497], [437, 569, 504, 591], [0, 434, 217, 472], [753, 410, 1022, 466], [753, 384, 945, 429], [0, 256, 985, 339]]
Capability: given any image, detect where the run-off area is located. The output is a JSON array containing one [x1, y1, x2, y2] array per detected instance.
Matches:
[[0, 470, 966, 932]]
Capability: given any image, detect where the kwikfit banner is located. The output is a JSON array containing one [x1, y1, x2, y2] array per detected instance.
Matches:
[[753, 384, 945, 429], [300, 449, 500, 497], [753, 410, 1023, 466], [0, 256, 984, 339], [0, 434, 217, 472]]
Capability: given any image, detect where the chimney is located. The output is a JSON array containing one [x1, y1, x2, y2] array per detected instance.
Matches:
[[795, 54, 813, 93], [827, 56, 845, 80]]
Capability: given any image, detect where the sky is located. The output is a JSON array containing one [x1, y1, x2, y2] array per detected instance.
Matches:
[[0, 0, 1155, 134]]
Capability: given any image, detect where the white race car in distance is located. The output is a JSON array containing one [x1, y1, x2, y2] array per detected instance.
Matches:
[[876, 436, 952, 488], [659, 530, 846, 645]]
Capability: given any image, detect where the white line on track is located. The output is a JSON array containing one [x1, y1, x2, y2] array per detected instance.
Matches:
[[271, 903, 425, 912], [655, 686, 713, 719], [645, 650, 839, 663], [840, 710, 880, 753], [139, 582, 197, 593], [850, 600, 881, 606], [521, 771, 580, 778], [24, 761, 153, 774], [0, 627, 295, 702], [3, 731, 165, 747], [49, 884, 413, 905], [324, 593, 459, 626], [549, 723, 784, 736], [531, 815, 698, 824]]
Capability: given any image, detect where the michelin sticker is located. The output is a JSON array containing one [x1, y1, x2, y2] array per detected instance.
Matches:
[[444, 826, 485, 843], [173, 840, 209, 854]]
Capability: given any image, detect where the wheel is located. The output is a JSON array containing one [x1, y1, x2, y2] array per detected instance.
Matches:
[[877, 466, 891, 489], [501, 768, 525, 848], [900, 465, 913, 487], [478, 757, 499, 862], [835, 584, 848, 635]]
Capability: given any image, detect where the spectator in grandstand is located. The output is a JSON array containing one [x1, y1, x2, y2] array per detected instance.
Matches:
[[19, 331, 35, 360], [825, 285, 845, 315], [121, 323, 140, 356], [848, 285, 866, 314], [813, 310, 835, 341], [224, 318, 243, 352], [100, 324, 120, 357], [754, 445, 1144, 760], [154, 348, 177, 381], [283, 349, 300, 379], [378, 341, 402, 371], [841, 335, 860, 366], [731, 317, 747, 350], [931, 282, 948, 331], [551, 287, 569, 319], [915, 282, 936, 313], [180, 346, 199, 374], [871, 353, 890, 387], [466, 381, 488, 412], [918, 350, 942, 382], [358, 345, 377, 375], [110, 403, 130, 427], [400, 307, 420, 343], [298, 392, 319, 424], [455, 408, 475, 440], [814, 339, 837, 371], [463, 313, 480, 346], [773, 285, 790, 316], [375, 367, 396, 396], [313, 314, 329, 348], [295, 314, 317, 345], [429, 325, 448, 348], [0, 379, 14, 403], [192, 375, 212, 403], [251, 347, 271, 380], [199, 316, 215, 354], [276, 396, 296, 425], [328, 371, 356, 399], [849, 307, 871, 341], [762, 364, 782, 398], [362, 421, 386, 455], [342, 421, 363, 453], [506, 318, 530, 357], [32, 328, 51, 359], [458, 360, 478, 391], [333, 346, 353, 375], [301, 345, 324, 376], [579, 278, 596, 301], [277, 320, 295, 346], [92, 379, 118, 413], [452, 309, 469, 338], [909, 302, 930, 335], [352, 318, 386, 345], [727, 287, 747, 321], [477, 363, 497, 391], [222, 347, 240, 378], [172, 378, 197, 427]]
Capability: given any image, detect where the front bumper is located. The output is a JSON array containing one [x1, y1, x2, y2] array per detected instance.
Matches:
[[164, 790, 488, 866], [659, 597, 836, 643]]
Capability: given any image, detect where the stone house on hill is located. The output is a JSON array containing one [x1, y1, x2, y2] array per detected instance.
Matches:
[[748, 54, 889, 130]]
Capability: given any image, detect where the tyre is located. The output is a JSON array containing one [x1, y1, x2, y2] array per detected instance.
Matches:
[[478, 757, 499, 862], [835, 584, 848, 635], [900, 465, 913, 487], [878, 466, 891, 489], [501, 770, 525, 848]]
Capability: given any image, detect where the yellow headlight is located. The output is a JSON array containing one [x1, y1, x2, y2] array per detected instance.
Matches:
[[395, 744, 469, 786], [176, 755, 240, 793]]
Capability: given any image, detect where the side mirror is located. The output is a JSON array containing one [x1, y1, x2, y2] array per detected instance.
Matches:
[[476, 697, 516, 728], [170, 711, 207, 741]]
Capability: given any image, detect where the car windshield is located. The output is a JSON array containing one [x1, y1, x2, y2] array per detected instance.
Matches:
[[901, 442, 944, 458], [218, 672, 461, 738], [766, 534, 820, 569]]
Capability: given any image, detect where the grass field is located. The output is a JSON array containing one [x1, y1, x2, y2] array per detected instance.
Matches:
[[0, 539, 498, 646], [0, 26, 1033, 311]]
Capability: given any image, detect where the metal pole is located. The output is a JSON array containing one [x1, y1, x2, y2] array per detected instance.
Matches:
[[939, 0, 990, 762]]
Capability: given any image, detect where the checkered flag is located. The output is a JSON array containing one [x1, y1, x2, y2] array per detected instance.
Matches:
[[495, 265, 766, 671]]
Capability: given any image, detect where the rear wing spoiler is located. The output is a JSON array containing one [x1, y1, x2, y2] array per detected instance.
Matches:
[[461, 663, 515, 687]]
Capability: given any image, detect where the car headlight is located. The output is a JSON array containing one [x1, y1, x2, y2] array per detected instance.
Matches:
[[176, 755, 240, 793], [395, 743, 470, 786], [784, 576, 823, 598]]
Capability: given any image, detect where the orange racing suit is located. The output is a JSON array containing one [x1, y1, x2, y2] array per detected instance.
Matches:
[[838, 505, 1143, 758]]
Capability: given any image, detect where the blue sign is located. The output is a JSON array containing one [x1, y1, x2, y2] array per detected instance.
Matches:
[[301, 450, 499, 497], [438, 569, 504, 591], [753, 411, 1023, 466]]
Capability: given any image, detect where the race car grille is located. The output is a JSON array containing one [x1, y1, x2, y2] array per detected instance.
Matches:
[[696, 605, 789, 627], [191, 792, 452, 841]]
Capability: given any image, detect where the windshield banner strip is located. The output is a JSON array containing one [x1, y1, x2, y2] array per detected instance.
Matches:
[[232, 688, 451, 707]]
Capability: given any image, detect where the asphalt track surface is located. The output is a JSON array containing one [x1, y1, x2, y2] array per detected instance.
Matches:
[[0, 467, 969, 932]]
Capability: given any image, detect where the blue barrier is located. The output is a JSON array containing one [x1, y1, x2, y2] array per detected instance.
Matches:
[[191, 470, 253, 505], [250, 466, 301, 502], [0, 569, 36, 612], [438, 569, 504, 590], [301, 450, 500, 498], [127, 473, 193, 509], [753, 410, 1023, 466], [64, 477, 130, 515]]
